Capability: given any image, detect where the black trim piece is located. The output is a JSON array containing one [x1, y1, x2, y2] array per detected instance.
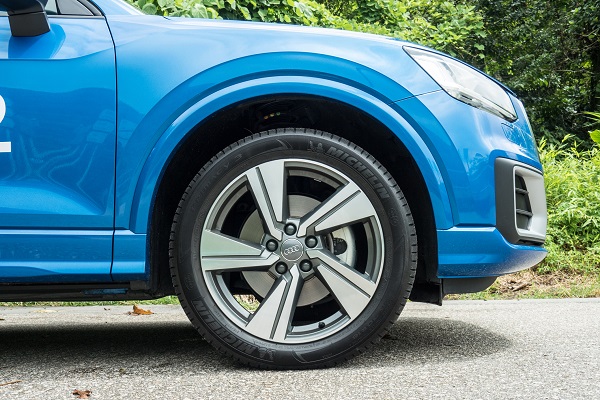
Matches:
[[495, 157, 520, 243], [0, 0, 50, 37], [442, 277, 497, 295], [57, 0, 92, 15], [516, 210, 533, 217], [76, 0, 102, 16], [7, 11, 49, 36], [495, 157, 545, 245], [0, 283, 160, 302], [409, 281, 443, 305], [47, 14, 103, 18]]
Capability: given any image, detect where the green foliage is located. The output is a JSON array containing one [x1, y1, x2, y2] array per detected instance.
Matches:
[[586, 111, 600, 143], [591, 129, 600, 144], [471, 0, 600, 142], [313, 0, 353, 17], [126, 0, 485, 59], [128, 0, 323, 24], [538, 136, 600, 274], [346, 0, 486, 58]]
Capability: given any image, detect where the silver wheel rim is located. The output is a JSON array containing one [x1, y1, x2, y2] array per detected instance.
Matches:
[[200, 159, 384, 344]]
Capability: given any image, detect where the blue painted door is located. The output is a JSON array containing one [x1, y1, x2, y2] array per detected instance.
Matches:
[[0, 16, 116, 282]]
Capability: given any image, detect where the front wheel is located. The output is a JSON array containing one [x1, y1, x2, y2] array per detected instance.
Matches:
[[170, 129, 417, 368]]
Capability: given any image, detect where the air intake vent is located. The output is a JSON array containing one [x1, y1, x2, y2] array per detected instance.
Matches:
[[495, 158, 547, 245], [514, 175, 533, 230]]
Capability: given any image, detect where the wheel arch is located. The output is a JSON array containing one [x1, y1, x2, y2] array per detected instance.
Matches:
[[137, 79, 450, 299]]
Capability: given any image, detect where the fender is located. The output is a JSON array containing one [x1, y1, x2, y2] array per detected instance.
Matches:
[[126, 76, 454, 234]]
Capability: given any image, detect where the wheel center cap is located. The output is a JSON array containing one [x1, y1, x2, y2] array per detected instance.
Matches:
[[280, 239, 304, 262]]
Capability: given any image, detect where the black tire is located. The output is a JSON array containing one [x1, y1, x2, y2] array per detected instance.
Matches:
[[169, 129, 417, 369]]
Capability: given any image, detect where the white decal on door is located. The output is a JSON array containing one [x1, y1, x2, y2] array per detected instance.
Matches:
[[0, 94, 5, 123], [0, 94, 11, 153]]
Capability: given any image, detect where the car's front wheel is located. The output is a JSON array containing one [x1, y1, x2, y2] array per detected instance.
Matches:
[[170, 129, 417, 368]]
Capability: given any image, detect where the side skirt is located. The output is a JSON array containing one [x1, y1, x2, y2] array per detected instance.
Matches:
[[0, 282, 159, 302]]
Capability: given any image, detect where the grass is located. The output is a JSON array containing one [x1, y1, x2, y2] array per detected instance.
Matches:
[[0, 296, 180, 308], [0, 295, 266, 310], [447, 269, 600, 300]]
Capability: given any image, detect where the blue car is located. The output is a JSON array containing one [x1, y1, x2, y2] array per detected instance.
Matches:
[[0, 0, 547, 368]]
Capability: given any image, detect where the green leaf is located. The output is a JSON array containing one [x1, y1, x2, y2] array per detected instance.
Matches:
[[294, 1, 313, 19], [192, 4, 208, 18], [141, 3, 158, 14], [591, 130, 600, 144], [239, 5, 251, 20], [207, 7, 219, 18]]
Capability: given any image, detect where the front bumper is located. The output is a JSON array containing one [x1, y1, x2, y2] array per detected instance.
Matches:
[[437, 158, 547, 279], [437, 227, 547, 278]]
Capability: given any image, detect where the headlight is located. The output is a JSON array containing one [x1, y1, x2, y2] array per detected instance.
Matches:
[[405, 47, 517, 122]]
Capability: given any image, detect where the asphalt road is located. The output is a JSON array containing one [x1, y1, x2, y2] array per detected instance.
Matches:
[[0, 299, 598, 399]]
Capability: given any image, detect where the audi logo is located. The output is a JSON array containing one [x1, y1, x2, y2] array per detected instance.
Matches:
[[283, 245, 301, 255]]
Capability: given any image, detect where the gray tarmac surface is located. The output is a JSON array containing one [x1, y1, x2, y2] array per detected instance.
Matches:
[[0, 299, 599, 399]]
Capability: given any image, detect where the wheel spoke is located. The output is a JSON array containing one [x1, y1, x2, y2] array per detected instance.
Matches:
[[309, 249, 376, 319], [245, 264, 303, 341], [201, 230, 279, 272], [245, 160, 287, 240], [199, 157, 387, 345], [297, 182, 376, 236]]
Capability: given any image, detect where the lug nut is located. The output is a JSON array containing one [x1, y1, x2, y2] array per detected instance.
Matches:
[[284, 223, 297, 236], [266, 240, 278, 252], [299, 260, 313, 272], [275, 262, 288, 274], [305, 236, 318, 248]]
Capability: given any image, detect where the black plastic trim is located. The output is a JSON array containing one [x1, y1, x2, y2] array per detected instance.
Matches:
[[0, 0, 50, 37], [80, 0, 101, 15], [496, 157, 519, 243], [442, 277, 497, 295], [495, 157, 545, 245], [0, 283, 161, 302], [7, 11, 49, 36], [73, 0, 102, 16], [409, 282, 442, 305], [47, 14, 103, 18]]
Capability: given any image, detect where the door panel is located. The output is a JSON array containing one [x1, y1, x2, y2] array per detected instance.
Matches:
[[0, 16, 116, 282], [0, 230, 112, 283]]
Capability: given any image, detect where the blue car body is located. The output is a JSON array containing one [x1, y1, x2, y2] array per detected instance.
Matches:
[[0, 1, 546, 299]]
